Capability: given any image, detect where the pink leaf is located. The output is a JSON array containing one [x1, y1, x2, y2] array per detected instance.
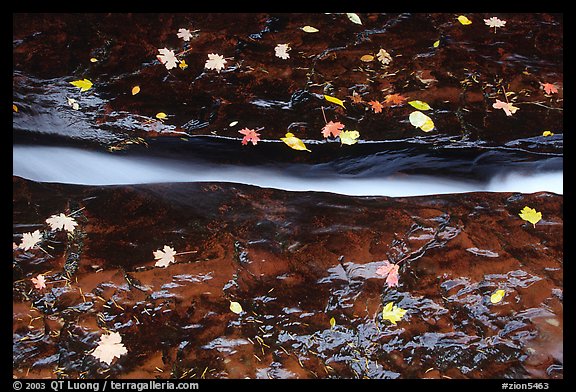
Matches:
[[492, 99, 519, 116], [541, 82, 559, 95], [238, 128, 261, 146], [321, 121, 345, 138], [385, 265, 399, 287]]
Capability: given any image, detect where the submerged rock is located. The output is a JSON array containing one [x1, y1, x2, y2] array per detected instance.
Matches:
[[12, 177, 563, 379]]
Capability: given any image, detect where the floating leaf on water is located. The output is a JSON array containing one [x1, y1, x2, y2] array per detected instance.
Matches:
[[67, 97, 80, 110], [301, 25, 319, 33], [131, 85, 140, 95], [230, 301, 243, 314], [368, 100, 383, 113], [519, 206, 542, 228], [153, 245, 176, 268], [280, 132, 311, 152], [339, 130, 360, 145], [490, 289, 506, 304], [70, 79, 93, 92], [31, 274, 46, 290], [541, 82, 559, 95], [408, 100, 432, 110], [346, 13, 362, 25], [492, 99, 519, 116], [324, 94, 346, 109], [321, 121, 345, 138], [205, 53, 227, 73], [46, 213, 78, 232], [19, 230, 42, 251], [360, 54, 374, 62], [238, 128, 261, 146], [457, 15, 472, 25]]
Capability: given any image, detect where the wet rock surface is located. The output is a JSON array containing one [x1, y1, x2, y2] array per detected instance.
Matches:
[[12, 177, 563, 379]]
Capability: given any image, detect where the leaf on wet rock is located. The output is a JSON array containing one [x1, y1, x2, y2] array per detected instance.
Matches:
[[46, 213, 78, 232], [484, 16, 506, 32], [67, 97, 79, 110], [350, 91, 364, 104], [492, 99, 519, 116], [324, 94, 346, 109], [157, 48, 178, 70], [457, 15, 472, 25], [376, 49, 392, 65], [204, 53, 227, 73], [346, 13, 362, 25], [382, 302, 407, 325], [384, 94, 406, 106], [339, 130, 360, 145], [368, 100, 383, 113], [301, 26, 319, 33], [156, 112, 168, 120], [274, 43, 291, 59], [154, 245, 177, 268], [409, 111, 435, 132], [330, 317, 336, 328], [542, 130, 554, 137], [70, 79, 93, 92], [360, 54, 374, 62], [375, 261, 400, 287], [19, 230, 42, 251], [519, 206, 542, 228], [540, 82, 559, 95], [91, 331, 128, 365], [238, 128, 261, 145], [322, 121, 345, 138], [408, 100, 431, 111], [280, 133, 311, 152], [178, 60, 188, 70], [131, 85, 140, 95], [230, 301, 243, 314], [13, 104, 18, 112], [490, 289, 506, 304], [433, 40, 440, 48], [32, 274, 46, 290]]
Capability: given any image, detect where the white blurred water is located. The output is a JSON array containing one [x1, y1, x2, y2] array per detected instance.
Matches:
[[13, 145, 563, 197]]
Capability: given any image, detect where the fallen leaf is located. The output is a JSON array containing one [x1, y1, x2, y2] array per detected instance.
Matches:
[[204, 53, 227, 73], [382, 302, 407, 325], [230, 301, 243, 314], [542, 130, 554, 136], [91, 332, 128, 365], [229, 121, 239, 127], [154, 245, 177, 268], [90, 57, 98, 63], [131, 86, 140, 95], [46, 213, 78, 232], [384, 94, 406, 106], [157, 48, 178, 70], [70, 79, 93, 92], [350, 91, 364, 104], [32, 274, 46, 290], [330, 317, 336, 328], [368, 100, 384, 113], [324, 94, 346, 109], [492, 99, 519, 116], [433, 40, 440, 48], [490, 289, 506, 304], [376, 48, 392, 65], [280, 133, 311, 152], [19, 230, 42, 251], [274, 43, 291, 59], [179, 60, 188, 70], [156, 112, 168, 120], [484, 16, 506, 32], [177, 28, 193, 41], [13, 104, 18, 112], [541, 82, 559, 95], [301, 26, 319, 33], [321, 121, 345, 138], [238, 128, 261, 145], [67, 97, 80, 110], [339, 130, 360, 145], [457, 15, 472, 25], [519, 206, 542, 228], [360, 54, 374, 62], [375, 260, 399, 288], [408, 100, 432, 110], [409, 111, 435, 132], [346, 13, 362, 25]]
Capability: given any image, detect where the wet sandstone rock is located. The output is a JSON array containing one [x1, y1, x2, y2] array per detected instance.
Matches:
[[12, 177, 563, 379]]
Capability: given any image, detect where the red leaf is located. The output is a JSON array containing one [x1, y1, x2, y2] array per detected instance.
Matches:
[[541, 82, 558, 95], [376, 261, 399, 288], [321, 121, 345, 138], [368, 100, 384, 113], [238, 128, 261, 145]]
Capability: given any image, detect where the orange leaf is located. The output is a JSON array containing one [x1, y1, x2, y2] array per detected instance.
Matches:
[[368, 100, 383, 113], [321, 121, 345, 138], [541, 82, 558, 95], [238, 128, 261, 145], [384, 94, 407, 106]]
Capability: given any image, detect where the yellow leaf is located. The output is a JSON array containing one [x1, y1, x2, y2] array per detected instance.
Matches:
[[12, 104, 18, 112], [230, 301, 243, 314], [324, 94, 346, 109], [542, 130, 554, 137], [519, 206, 542, 228], [70, 79, 93, 92], [346, 13, 362, 25], [408, 100, 432, 110], [457, 15, 472, 25], [433, 40, 440, 48], [360, 54, 374, 62], [420, 118, 435, 132], [280, 132, 311, 152], [90, 57, 98, 63], [490, 289, 506, 304], [409, 111, 435, 132], [131, 85, 141, 95], [179, 60, 188, 70], [302, 25, 319, 33], [339, 130, 360, 145], [330, 317, 336, 328], [156, 112, 167, 120], [382, 302, 407, 325]]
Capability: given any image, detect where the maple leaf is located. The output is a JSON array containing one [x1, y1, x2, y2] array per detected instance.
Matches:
[[91, 332, 128, 365], [238, 128, 261, 145], [518, 206, 542, 228], [339, 130, 360, 145], [384, 94, 406, 106], [321, 121, 345, 138], [375, 261, 400, 288], [484, 17, 506, 33], [274, 44, 291, 59], [154, 245, 177, 268], [280, 133, 311, 152], [70, 79, 93, 92], [368, 100, 383, 113], [19, 230, 42, 251], [157, 48, 178, 70], [177, 28, 193, 41], [32, 274, 46, 290], [350, 91, 364, 104], [376, 48, 392, 65], [179, 60, 188, 70], [382, 302, 407, 325], [540, 82, 559, 95], [205, 53, 227, 73], [492, 99, 519, 116], [46, 213, 78, 232]]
